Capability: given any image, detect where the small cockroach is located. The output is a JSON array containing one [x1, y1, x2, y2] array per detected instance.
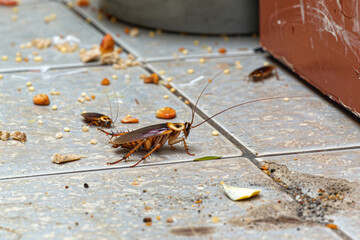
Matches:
[[99, 70, 307, 167], [249, 65, 279, 82], [81, 87, 119, 128]]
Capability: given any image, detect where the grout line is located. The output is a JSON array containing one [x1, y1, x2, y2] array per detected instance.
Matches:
[[0, 155, 242, 182], [255, 145, 360, 159]]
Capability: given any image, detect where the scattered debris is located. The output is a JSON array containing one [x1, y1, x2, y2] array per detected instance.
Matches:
[[121, 116, 139, 124], [0, 130, 10, 141], [51, 153, 87, 164], [33, 93, 50, 106], [156, 107, 176, 119], [143, 73, 159, 84], [79, 46, 101, 63], [101, 78, 110, 85], [100, 34, 115, 54], [221, 182, 260, 201], [11, 131, 27, 143], [100, 52, 120, 65], [31, 38, 52, 49]]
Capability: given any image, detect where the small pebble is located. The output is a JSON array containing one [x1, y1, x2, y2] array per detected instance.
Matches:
[[2, 56, 8, 61], [90, 139, 97, 144], [224, 69, 230, 74], [212, 130, 219, 136], [82, 126, 89, 132], [187, 69, 194, 74], [28, 86, 35, 91], [51, 105, 58, 110], [55, 133, 63, 139], [112, 74, 118, 80], [199, 58, 205, 63], [64, 127, 70, 132]]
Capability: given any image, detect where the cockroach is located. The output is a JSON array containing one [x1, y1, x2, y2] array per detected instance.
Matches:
[[249, 65, 279, 82], [99, 70, 308, 167], [81, 87, 119, 128]]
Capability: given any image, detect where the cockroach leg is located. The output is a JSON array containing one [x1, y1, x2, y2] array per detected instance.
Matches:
[[107, 139, 145, 165], [130, 144, 162, 168], [182, 138, 194, 156]]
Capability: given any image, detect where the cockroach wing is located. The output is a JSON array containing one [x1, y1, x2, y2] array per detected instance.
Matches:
[[112, 123, 170, 144], [81, 112, 104, 121]]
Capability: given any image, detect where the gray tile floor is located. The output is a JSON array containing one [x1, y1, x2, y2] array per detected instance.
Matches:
[[0, 1, 359, 239]]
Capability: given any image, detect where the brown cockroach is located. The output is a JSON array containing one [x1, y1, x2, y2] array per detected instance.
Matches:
[[99, 70, 307, 168], [249, 65, 279, 82], [81, 87, 119, 128]]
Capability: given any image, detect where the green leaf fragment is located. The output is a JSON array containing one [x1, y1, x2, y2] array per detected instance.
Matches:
[[193, 156, 222, 161]]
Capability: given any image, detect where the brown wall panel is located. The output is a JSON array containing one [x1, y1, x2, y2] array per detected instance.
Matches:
[[260, 0, 360, 117]]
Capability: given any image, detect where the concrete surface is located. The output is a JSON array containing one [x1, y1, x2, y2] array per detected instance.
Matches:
[[0, 0, 359, 239]]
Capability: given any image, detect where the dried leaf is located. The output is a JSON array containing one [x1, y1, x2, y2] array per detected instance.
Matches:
[[221, 182, 260, 201]]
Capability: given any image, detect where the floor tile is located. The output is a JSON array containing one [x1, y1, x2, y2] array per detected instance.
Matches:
[[0, 1, 121, 72], [0, 158, 340, 239], [72, 0, 260, 61], [257, 149, 360, 239], [147, 56, 360, 155], [0, 66, 241, 179]]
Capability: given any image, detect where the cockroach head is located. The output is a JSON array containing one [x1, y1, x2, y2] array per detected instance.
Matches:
[[184, 122, 191, 138], [100, 115, 113, 127]]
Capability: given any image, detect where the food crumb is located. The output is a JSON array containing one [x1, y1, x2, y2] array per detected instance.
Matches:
[[211, 217, 220, 223], [0, 131, 10, 141], [28, 86, 35, 91], [64, 127, 70, 132], [166, 217, 174, 223], [101, 77, 110, 85], [187, 69, 194, 74], [167, 77, 173, 82], [82, 126, 89, 132], [55, 133, 63, 139], [212, 130, 219, 136], [283, 97, 290, 102], [223, 69, 230, 74], [90, 139, 97, 144], [1, 56, 8, 61], [159, 70, 165, 75], [148, 31, 155, 37], [199, 58, 205, 63], [51, 105, 58, 110], [143, 217, 152, 223], [38, 120, 43, 125], [163, 95, 169, 99], [33, 56, 43, 62], [112, 75, 118, 80], [193, 40, 199, 46], [326, 224, 338, 229]]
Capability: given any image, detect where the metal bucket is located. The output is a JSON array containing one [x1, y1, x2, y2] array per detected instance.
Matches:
[[101, 0, 259, 34]]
